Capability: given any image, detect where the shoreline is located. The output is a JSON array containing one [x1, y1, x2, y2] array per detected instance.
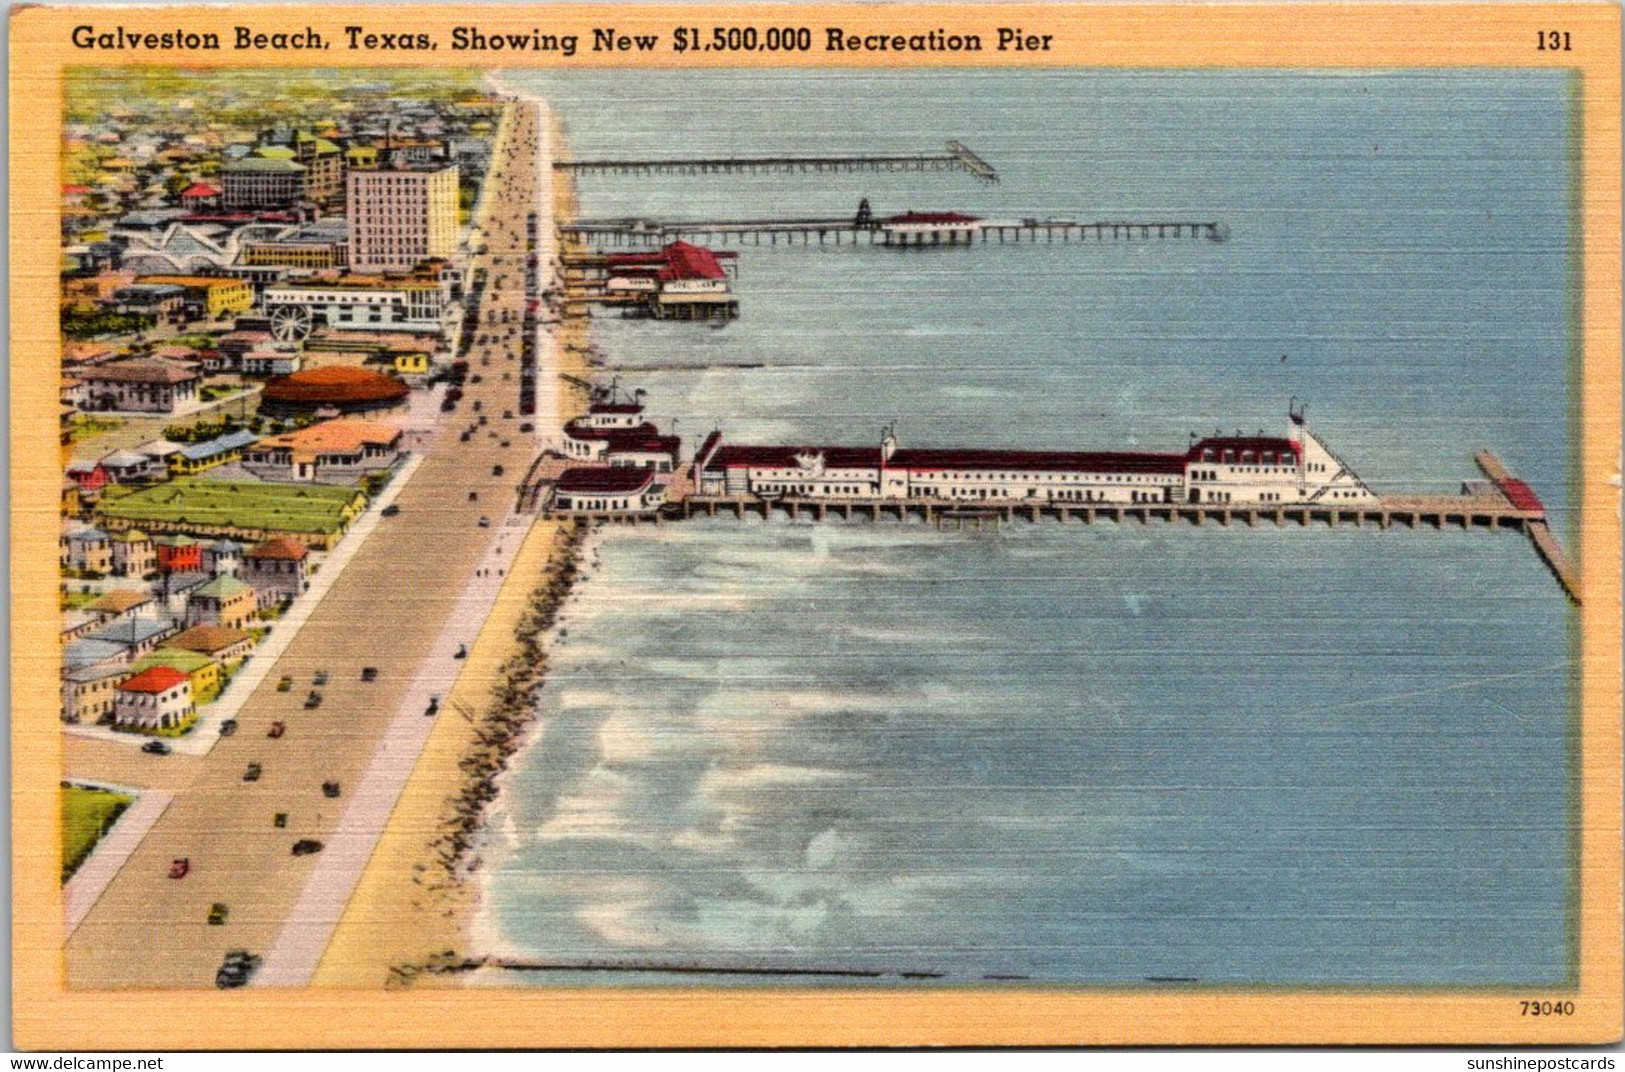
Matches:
[[312, 84, 597, 988]]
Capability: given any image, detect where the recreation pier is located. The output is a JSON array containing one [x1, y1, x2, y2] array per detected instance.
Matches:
[[556, 141, 998, 182], [521, 392, 1579, 604]]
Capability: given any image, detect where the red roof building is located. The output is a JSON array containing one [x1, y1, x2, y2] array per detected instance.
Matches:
[[118, 665, 189, 694]]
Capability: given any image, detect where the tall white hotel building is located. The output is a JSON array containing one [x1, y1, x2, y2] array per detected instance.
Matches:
[[345, 163, 460, 273]]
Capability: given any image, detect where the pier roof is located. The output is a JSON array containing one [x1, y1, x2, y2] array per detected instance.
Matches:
[[1187, 435, 1298, 461], [889, 449, 1188, 475], [556, 468, 654, 494], [707, 446, 884, 470]]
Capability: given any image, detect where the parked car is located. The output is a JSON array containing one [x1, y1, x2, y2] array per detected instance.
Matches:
[[425, 696, 440, 717], [291, 839, 324, 857], [381, 504, 401, 518], [493, 465, 505, 477], [304, 691, 322, 710], [273, 813, 288, 829], [313, 670, 329, 686], [267, 721, 286, 739], [207, 902, 229, 925], [276, 675, 293, 692], [478, 516, 492, 528], [142, 740, 171, 756], [361, 667, 379, 682], [215, 950, 261, 989], [243, 763, 262, 782], [219, 719, 238, 737], [168, 858, 189, 879], [322, 782, 341, 799]]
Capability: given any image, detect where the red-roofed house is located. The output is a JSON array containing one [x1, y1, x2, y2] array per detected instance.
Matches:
[[113, 665, 195, 732], [179, 182, 221, 210]]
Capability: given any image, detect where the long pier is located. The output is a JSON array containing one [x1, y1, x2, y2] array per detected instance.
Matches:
[[562, 216, 1228, 248], [535, 450, 1579, 604], [556, 141, 998, 183]]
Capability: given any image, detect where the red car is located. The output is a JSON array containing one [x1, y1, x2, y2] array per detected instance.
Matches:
[[169, 858, 189, 879], [268, 721, 286, 739]]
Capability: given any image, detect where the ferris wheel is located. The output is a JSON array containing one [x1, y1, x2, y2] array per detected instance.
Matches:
[[268, 304, 314, 342]]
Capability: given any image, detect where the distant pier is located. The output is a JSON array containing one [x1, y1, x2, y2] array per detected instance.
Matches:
[[555, 140, 999, 182], [562, 216, 1228, 249]]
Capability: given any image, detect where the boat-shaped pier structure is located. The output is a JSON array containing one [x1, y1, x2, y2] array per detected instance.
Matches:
[[521, 400, 1579, 605]]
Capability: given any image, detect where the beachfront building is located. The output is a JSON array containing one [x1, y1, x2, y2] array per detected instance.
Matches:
[[112, 665, 195, 733], [78, 360, 201, 414], [261, 263, 458, 341], [561, 399, 667, 464], [243, 537, 309, 607], [692, 411, 1378, 508], [185, 574, 257, 630], [549, 468, 667, 516], [241, 419, 403, 483], [604, 241, 739, 320], [878, 211, 986, 246], [346, 163, 459, 273]]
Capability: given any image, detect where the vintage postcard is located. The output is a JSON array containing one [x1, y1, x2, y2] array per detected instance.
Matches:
[[8, 2, 1622, 1050]]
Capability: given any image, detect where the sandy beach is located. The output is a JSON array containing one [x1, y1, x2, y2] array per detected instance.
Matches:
[[312, 89, 597, 988]]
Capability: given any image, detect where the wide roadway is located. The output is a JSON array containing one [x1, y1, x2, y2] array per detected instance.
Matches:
[[65, 103, 548, 988]]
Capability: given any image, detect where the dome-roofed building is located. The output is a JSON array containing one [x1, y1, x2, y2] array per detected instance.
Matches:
[[259, 366, 410, 416]]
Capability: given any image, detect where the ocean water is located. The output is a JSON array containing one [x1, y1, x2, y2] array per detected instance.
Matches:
[[473, 70, 1576, 986]]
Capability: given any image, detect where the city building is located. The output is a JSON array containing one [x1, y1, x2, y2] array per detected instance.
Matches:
[[77, 360, 201, 414], [109, 529, 157, 577], [62, 664, 125, 724], [162, 624, 255, 665], [84, 588, 155, 623], [345, 163, 459, 273], [166, 429, 259, 476], [185, 573, 257, 629], [241, 419, 403, 483], [132, 648, 223, 704], [243, 536, 309, 606], [112, 665, 194, 732], [261, 262, 458, 340], [178, 182, 221, 210], [293, 131, 346, 209], [134, 275, 253, 318], [65, 527, 113, 573], [153, 534, 203, 573], [201, 539, 243, 576], [221, 156, 307, 209]]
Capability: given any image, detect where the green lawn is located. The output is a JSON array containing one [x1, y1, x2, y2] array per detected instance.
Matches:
[[61, 784, 134, 884], [96, 477, 365, 537]]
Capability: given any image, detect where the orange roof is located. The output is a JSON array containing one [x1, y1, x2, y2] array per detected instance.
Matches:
[[253, 419, 401, 460], [247, 537, 308, 561], [86, 589, 152, 614], [261, 366, 410, 406], [136, 275, 248, 290], [118, 666, 189, 694], [165, 625, 252, 654]]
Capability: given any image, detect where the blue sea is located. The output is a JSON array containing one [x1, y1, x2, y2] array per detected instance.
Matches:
[[473, 69, 1576, 986]]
